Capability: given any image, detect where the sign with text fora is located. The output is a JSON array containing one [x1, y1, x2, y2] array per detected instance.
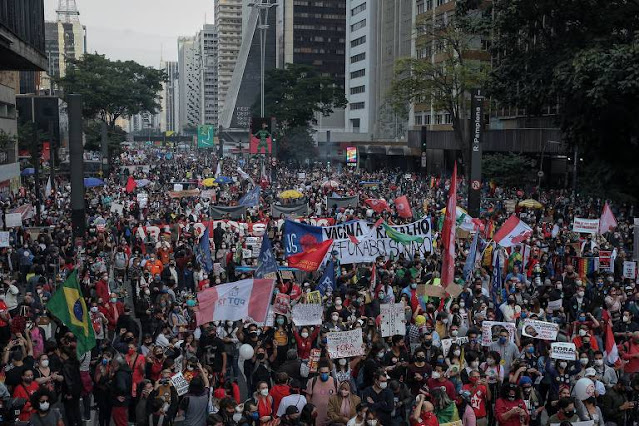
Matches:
[[327, 329, 365, 359], [550, 342, 577, 360]]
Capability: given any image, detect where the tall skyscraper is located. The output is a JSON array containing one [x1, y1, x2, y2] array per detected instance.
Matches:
[[42, 0, 86, 94], [344, 0, 413, 136], [197, 25, 219, 126], [215, 0, 243, 118], [178, 36, 200, 130], [160, 61, 178, 133]]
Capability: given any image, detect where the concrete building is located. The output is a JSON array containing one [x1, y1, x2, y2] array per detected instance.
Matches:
[[0, 0, 48, 194], [41, 0, 86, 95], [159, 61, 179, 133], [178, 36, 200, 131], [215, 0, 243, 117], [197, 25, 219, 126]]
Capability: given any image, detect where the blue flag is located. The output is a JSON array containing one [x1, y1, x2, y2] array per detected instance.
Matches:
[[239, 186, 261, 207], [283, 220, 324, 257], [492, 253, 502, 307], [317, 260, 336, 296], [255, 236, 278, 278], [463, 232, 479, 282], [196, 228, 213, 273]]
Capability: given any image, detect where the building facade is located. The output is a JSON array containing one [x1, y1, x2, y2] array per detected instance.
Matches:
[[178, 36, 200, 131], [215, 0, 243, 117], [160, 61, 179, 133], [197, 25, 219, 127]]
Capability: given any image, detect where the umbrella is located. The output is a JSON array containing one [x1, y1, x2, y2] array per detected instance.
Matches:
[[321, 180, 340, 189], [518, 199, 543, 209], [201, 178, 218, 187], [215, 176, 233, 184], [278, 190, 304, 199], [20, 168, 35, 176], [84, 177, 105, 188]]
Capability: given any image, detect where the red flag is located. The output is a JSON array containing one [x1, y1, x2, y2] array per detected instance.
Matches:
[[287, 239, 334, 272], [441, 163, 457, 287], [365, 198, 389, 213], [493, 215, 533, 247], [125, 176, 137, 193], [394, 196, 412, 218], [599, 202, 617, 234], [602, 310, 621, 366]]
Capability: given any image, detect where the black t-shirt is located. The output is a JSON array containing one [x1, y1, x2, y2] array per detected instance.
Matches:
[[198, 335, 225, 372], [4, 356, 35, 389]]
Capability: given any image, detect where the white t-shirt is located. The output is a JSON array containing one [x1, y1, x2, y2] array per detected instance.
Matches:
[[346, 417, 365, 426], [276, 394, 307, 417]]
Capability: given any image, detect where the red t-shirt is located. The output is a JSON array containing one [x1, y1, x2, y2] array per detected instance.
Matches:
[[495, 398, 529, 426], [462, 383, 489, 418], [13, 381, 39, 421], [427, 378, 457, 402], [410, 411, 439, 426]]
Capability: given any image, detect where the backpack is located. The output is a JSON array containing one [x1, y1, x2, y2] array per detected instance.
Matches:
[[114, 252, 127, 269]]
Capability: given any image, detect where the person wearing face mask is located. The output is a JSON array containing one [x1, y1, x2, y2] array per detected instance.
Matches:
[[427, 363, 457, 401], [90, 301, 108, 347], [29, 387, 64, 426], [197, 324, 228, 380], [103, 292, 124, 339], [327, 381, 361, 425], [383, 335, 409, 381], [178, 371, 210, 426], [547, 397, 579, 426], [293, 326, 320, 361], [360, 371, 393, 426], [613, 310, 639, 343], [435, 313, 450, 339], [592, 351, 617, 389], [12, 368, 39, 421], [325, 310, 346, 332], [407, 348, 432, 395], [518, 376, 543, 426], [463, 370, 492, 426], [125, 343, 146, 398], [495, 383, 529, 426], [489, 329, 520, 377], [253, 381, 275, 425], [306, 362, 338, 426], [620, 330, 639, 375]]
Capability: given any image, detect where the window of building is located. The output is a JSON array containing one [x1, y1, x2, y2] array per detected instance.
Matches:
[[350, 52, 366, 63], [351, 3, 366, 16], [350, 85, 366, 94], [351, 35, 366, 48], [415, 115, 423, 125], [350, 69, 366, 78], [435, 114, 443, 124], [426, 0, 433, 10], [424, 114, 431, 125], [350, 19, 366, 32], [417, 1, 425, 14], [350, 102, 365, 110], [351, 118, 361, 132], [444, 113, 452, 124]]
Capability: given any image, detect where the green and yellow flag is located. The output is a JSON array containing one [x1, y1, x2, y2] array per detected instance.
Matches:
[[47, 270, 96, 356], [382, 223, 424, 245]]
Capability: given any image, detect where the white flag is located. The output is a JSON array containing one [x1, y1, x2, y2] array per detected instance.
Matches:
[[215, 162, 221, 178], [45, 177, 51, 198], [599, 202, 617, 234]]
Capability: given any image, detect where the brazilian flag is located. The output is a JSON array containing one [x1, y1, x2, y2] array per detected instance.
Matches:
[[382, 223, 424, 245], [47, 270, 96, 356]]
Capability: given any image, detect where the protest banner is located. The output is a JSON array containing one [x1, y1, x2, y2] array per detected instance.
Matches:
[[171, 372, 190, 396], [547, 299, 562, 312], [380, 303, 406, 337], [572, 218, 600, 234], [110, 202, 124, 215], [599, 250, 612, 272], [284, 217, 432, 264], [623, 261, 637, 279], [272, 293, 291, 315], [0, 232, 9, 248], [306, 291, 322, 304], [481, 321, 516, 346], [137, 192, 148, 208], [441, 337, 469, 356], [327, 329, 365, 359], [417, 284, 447, 298], [168, 189, 200, 198], [308, 349, 321, 373], [3, 213, 22, 228], [522, 319, 559, 340], [550, 342, 577, 360], [292, 303, 323, 326]]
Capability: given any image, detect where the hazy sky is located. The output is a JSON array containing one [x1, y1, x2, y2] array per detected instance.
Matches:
[[44, 0, 214, 67]]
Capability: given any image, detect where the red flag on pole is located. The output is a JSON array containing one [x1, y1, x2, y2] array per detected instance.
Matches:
[[125, 176, 137, 193], [599, 202, 617, 234], [287, 239, 334, 272], [394, 196, 412, 218], [441, 163, 457, 287], [365, 198, 389, 213]]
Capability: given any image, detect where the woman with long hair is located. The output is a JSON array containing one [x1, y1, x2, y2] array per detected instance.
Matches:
[[327, 381, 361, 426], [431, 387, 460, 424]]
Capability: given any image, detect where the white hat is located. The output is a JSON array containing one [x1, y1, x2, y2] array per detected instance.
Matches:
[[585, 368, 596, 377]]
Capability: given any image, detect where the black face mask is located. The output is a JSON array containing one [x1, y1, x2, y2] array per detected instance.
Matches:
[[564, 410, 575, 417]]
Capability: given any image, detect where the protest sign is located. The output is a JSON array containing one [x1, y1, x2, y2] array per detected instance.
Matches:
[[308, 349, 321, 373], [171, 372, 190, 396], [550, 342, 577, 360], [3, 213, 22, 228], [0, 232, 9, 247], [417, 284, 447, 298], [272, 293, 291, 315], [298, 172, 306, 180], [599, 250, 612, 272], [327, 329, 365, 359], [522, 319, 559, 340], [547, 299, 562, 312], [137, 192, 148, 208], [572, 218, 600, 234], [481, 321, 516, 346], [242, 248, 253, 259], [441, 337, 469, 356], [623, 261, 637, 279], [284, 217, 432, 265], [380, 303, 406, 337], [306, 291, 322, 304], [292, 303, 323, 326], [110, 202, 124, 215]]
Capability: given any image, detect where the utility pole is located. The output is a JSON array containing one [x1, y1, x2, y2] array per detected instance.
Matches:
[[100, 120, 109, 175], [68, 94, 86, 243], [48, 121, 56, 194]]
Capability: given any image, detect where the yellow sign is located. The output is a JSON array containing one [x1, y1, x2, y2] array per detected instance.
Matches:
[[306, 291, 321, 304]]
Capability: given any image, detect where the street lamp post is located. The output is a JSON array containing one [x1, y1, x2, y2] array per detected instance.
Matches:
[[249, 0, 275, 117]]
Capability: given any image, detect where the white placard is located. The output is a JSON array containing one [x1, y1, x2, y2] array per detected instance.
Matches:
[[327, 329, 365, 359], [173, 183, 183, 192], [380, 303, 406, 337], [481, 321, 517, 346], [242, 248, 253, 259], [4, 213, 22, 228], [137, 192, 148, 208], [0, 232, 9, 247], [170, 371, 190, 396], [291, 303, 323, 326], [623, 261, 637, 279], [550, 342, 577, 360], [110, 202, 124, 215], [441, 337, 469, 357], [572, 218, 600, 234], [547, 299, 562, 312], [298, 173, 306, 180], [522, 319, 559, 340]]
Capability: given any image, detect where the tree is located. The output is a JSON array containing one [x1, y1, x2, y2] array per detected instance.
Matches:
[[83, 120, 127, 157], [489, 0, 639, 200], [482, 153, 535, 187], [276, 126, 318, 164], [58, 53, 167, 130], [389, 4, 490, 174]]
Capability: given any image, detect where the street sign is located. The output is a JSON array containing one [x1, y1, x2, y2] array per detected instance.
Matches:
[[197, 125, 216, 148]]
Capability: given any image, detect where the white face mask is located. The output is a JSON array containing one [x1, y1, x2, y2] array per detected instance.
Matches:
[[339, 359, 347, 366], [367, 421, 378, 426], [579, 329, 587, 337], [451, 330, 459, 337], [90, 307, 98, 313], [332, 315, 339, 321], [453, 350, 461, 356], [301, 332, 309, 339], [233, 413, 242, 422], [335, 299, 342, 306], [378, 382, 387, 389], [595, 359, 604, 366], [471, 361, 479, 368], [40, 360, 49, 368], [624, 316, 631, 323], [431, 372, 441, 379], [39, 401, 50, 412], [260, 388, 269, 396]]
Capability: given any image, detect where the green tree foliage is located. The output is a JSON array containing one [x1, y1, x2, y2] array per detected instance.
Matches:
[[482, 153, 535, 187], [58, 53, 167, 130], [489, 0, 639, 200], [276, 126, 318, 164], [83, 120, 127, 157], [389, 5, 490, 173]]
